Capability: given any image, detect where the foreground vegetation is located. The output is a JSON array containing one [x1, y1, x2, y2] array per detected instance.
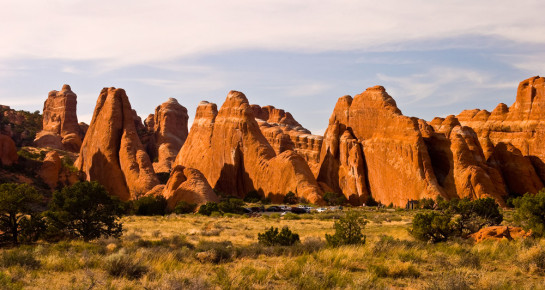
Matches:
[[1, 209, 545, 289]]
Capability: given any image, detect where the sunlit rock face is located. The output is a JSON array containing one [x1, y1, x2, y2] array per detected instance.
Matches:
[[174, 91, 324, 204], [75, 87, 159, 201], [34, 85, 84, 152]]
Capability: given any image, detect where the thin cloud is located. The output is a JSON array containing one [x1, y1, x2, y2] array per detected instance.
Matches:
[[0, 1, 543, 68]]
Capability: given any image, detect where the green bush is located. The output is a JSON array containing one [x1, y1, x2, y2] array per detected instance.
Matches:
[[410, 211, 453, 243], [448, 198, 503, 237], [244, 190, 262, 203], [418, 198, 436, 209], [174, 201, 197, 214], [323, 192, 348, 206], [325, 211, 367, 247], [513, 190, 545, 237], [0, 183, 44, 244], [218, 198, 245, 214], [198, 202, 220, 216], [45, 181, 124, 241], [258, 226, 300, 246], [283, 191, 298, 205], [133, 195, 167, 216]]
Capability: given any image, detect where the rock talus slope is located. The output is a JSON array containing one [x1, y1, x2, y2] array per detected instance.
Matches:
[[75, 87, 159, 200], [174, 91, 324, 204]]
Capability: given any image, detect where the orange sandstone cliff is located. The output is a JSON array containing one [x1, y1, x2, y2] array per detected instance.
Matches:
[[174, 91, 324, 204], [75, 87, 159, 201]]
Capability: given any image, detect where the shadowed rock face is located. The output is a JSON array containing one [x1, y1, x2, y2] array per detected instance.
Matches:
[[75, 87, 159, 201], [34, 85, 83, 152], [0, 134, 18, 166], [144, 98, 189, 173], [38, 151, 82, 190], [174, 91, 324, 204]]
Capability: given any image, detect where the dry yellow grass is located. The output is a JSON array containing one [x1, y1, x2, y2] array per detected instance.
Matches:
[[0, 209, 544, 289]]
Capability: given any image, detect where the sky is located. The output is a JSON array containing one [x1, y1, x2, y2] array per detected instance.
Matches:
[[0, 0, 543, 135]]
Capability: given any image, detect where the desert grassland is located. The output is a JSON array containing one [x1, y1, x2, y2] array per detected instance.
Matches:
[[1, 209, 545, 289]]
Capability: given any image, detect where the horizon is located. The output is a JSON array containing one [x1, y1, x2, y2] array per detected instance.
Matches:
[[1, 1, 543, 135]]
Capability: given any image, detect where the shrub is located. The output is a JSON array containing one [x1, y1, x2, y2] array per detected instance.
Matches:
[[133, 195, 168, 216], [174, 201, 197, 214], [449, 198, 503, 237], [418, 198, 436, 209], [513, 190, 545, 237], [323, 192, 348, 206], [258, 226, 300, 246], [243, 190, 262, 203], [105, 252, 148, 279], [198, 202, 220, 216], [410, 211, 453, 243], [283, 192, 298, 205], [195, 241, 233, 263], [0, 183, 44, 244], [45, 181, 124, 241], [325, 211, 367, 247], [218, 198, 245, 214], [0, 249, 41, 269]]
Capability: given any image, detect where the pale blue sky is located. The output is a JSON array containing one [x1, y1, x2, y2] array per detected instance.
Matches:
[[0, 1, 543, 134]]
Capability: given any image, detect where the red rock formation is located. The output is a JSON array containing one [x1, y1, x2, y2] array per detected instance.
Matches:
[[160, 165, 219, 210], [145, 98, 189, 173], [0, 105, 43, 147], [0, 134, 18, 166], [457, 76, 545, 194], [75, 87, 159, 201], [318, 88, 445, 206], [174, 92, 324, 204], [34, 85, 83, 152], [470, 226, 531, 243], [251, 104, 323, 175]]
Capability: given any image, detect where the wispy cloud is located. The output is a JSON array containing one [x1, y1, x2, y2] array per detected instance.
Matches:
[[0, 1, 543, 69]]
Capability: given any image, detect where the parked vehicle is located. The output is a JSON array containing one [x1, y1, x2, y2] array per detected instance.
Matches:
[[316, 207, 327, 213], [290, 207, 308, 214], [279, 205, 290, 211]]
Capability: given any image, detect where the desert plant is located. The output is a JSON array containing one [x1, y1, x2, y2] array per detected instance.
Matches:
[[448, 198, 503, 237], [105, 251, 148, 279], [0, 183, 44, 244], [132, 195, 168, 216], [513, 190, 545, 237], [410, 211, 453, 243], [0, 248, 41, 269], [244, 190, 262, 203], [198, 202, 220, 216], [283, 191, 298, 205], [174, 201, 197, 214], [45, 181, 124, 241], [325, 211, 367, 247], [218, 198, 245, 214], [323, 192, 348, 206], [258, 226, 300, 246]]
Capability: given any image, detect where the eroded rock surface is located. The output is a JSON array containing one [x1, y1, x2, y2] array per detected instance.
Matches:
[[75, 87, 159, 201], [34, 85, 83, 152], [144, 98, 189, 173], [0, 134, 18, 166], [160, 165, 219, 210], [174, 92, 324, 204]]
